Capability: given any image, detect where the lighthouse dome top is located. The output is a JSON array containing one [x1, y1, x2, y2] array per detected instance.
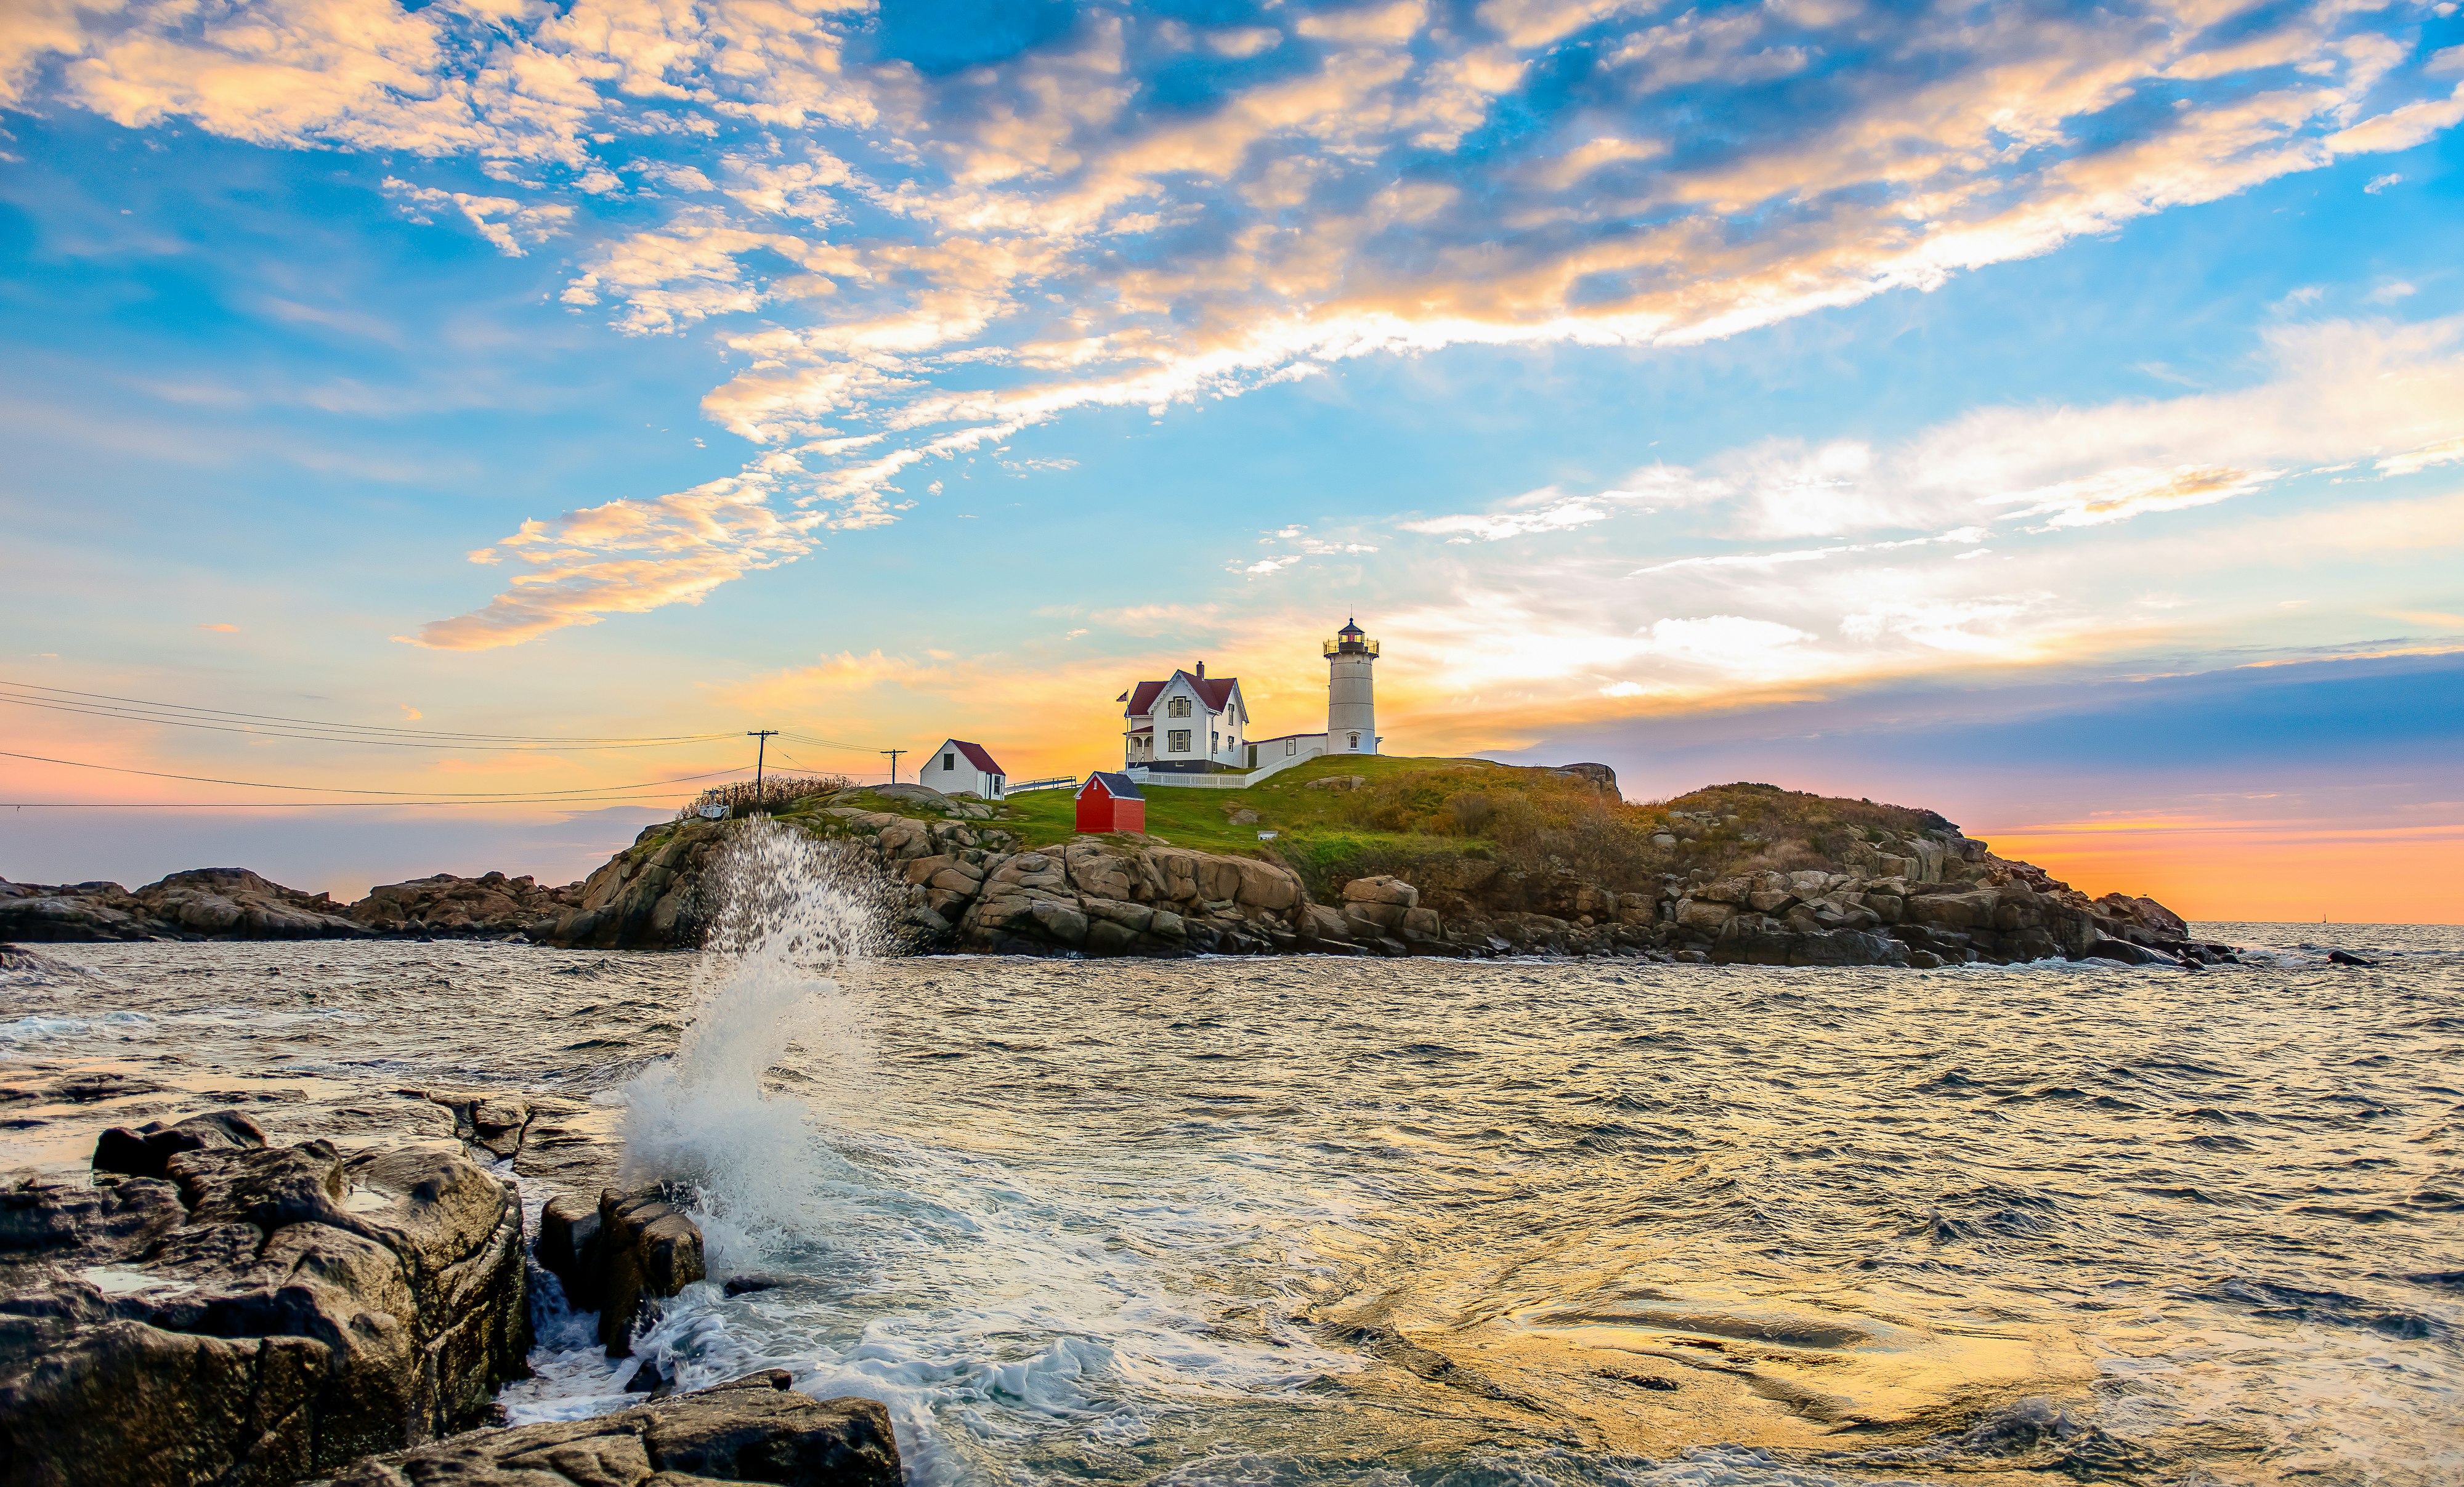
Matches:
[[1326, 618, 1379, 657]]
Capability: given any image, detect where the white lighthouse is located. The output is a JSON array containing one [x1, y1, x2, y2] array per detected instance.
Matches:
[[1324, 618, 1379, 755]]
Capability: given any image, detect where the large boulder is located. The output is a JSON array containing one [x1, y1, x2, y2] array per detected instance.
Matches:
[[136, 869, 369, 939], [535, 1188, 707, 1355], [0, 1136, 528, 1486], [91, 1110, 267, 1181], [326, 1369, 899, 1487], [529, 820, 731, 949]]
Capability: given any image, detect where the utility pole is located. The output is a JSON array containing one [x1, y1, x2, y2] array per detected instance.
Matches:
[[748, 731, 779, 793], [880, 748, 906, 785]]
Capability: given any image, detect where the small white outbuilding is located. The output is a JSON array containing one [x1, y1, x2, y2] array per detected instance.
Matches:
[[917, 739, 1008, 799]]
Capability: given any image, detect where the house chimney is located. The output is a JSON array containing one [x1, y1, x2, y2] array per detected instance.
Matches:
[[1196, 661, 1206, 679]]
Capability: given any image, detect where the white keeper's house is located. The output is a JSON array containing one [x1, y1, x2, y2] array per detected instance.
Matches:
[[1119, 618, 1382, 786], [916, 738, 1008, 798]]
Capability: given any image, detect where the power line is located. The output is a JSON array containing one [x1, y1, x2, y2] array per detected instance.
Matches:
[[4, 795, 705, 809], [0, 695, 748, 752], [0, 749, 751, 798], [780, 731, 885, 754], [0, 680, 742, 748]]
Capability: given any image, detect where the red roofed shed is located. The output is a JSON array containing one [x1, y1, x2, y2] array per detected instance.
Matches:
[[1075, 771, 1146, 834]]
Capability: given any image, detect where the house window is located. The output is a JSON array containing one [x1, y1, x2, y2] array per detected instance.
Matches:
[[1168, 729, 1191, 753], [942, 753, 954, 771], [1167, 697, 1190, 718], [1211, 731, 1219, 752], [1285, 738, 1297, 756], [1348, 732, 1360, 749]]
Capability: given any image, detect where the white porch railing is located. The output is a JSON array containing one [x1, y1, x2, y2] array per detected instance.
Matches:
[[1127, 745, 1327, 790]]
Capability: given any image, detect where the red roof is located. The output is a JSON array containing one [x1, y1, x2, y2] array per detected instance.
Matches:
[[1121, 671, 1239, 718], [944, 739, 1006, 776]]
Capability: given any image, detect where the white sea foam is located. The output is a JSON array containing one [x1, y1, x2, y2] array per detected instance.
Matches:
[[617, 819, 888, 1259]]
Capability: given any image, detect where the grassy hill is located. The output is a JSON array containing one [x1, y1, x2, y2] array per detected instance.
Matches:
[[796, 755, 1964, 902]]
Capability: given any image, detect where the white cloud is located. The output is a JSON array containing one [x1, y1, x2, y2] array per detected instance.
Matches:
[[2377, 436, 2464, 477], [15, 0, 2463, 645], [1404, 488, 1615, 542], [1636, 614, 1814, 670], [383, 177, 572, 257]]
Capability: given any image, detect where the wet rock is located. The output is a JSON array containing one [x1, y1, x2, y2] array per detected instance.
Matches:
[[326, 1369, 900, 1487], [534, 1187, 707, 1355], [2328, 949, 2378, 967], [722, 1272, 795, 1298], [536, 1193, 606, 1310], [2085, 937, 2176, 965], [91, 1109, 266, 1180], [0, 1135, 527, 1486]]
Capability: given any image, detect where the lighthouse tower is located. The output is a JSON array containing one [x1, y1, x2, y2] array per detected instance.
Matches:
[[1324, 618, 1380, 755]]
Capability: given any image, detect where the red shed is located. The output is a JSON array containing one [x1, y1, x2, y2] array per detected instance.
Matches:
[[1075, 771, 1146, 834]]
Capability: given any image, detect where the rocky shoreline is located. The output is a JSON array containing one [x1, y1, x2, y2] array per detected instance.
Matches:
[[0, 1077, 896, 1487]]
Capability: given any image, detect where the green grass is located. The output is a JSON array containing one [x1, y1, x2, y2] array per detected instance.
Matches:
[[986, 754, 1503, 857]]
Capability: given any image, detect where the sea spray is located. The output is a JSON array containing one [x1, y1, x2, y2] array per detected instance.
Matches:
[[617, 817, 898, 1259]]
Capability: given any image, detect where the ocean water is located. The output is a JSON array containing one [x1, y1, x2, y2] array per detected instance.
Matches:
[[2, 915, 2457, 1486]]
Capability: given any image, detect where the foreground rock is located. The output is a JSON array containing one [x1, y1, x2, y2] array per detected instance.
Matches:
[[536, 1188, 708, 1355], [90, 1109, 268, 1181], [0, 1134, 529, 1486], [406, 1088, 616, 1193], [326, 1369, 899, 1487], [0, 868, 369, 943]]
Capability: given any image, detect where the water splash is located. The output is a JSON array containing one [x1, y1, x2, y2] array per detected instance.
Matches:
[[617, 817, 894, 1258]]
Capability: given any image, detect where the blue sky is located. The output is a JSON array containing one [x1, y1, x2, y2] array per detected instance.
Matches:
[[1, 0, 2460, 916]]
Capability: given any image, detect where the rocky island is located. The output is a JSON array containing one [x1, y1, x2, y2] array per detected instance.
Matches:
[[2, 759, 2219, 967], [523, 757, 2220, 965]]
